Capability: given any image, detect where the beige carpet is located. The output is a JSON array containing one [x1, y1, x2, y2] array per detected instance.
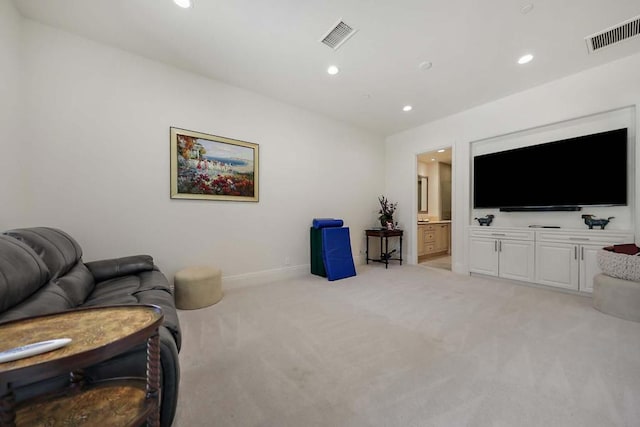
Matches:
[[419, 255, 451, 271], [173, 264, 640, 427]]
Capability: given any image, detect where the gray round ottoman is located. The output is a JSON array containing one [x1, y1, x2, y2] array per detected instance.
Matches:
[[174, 266, 223, 310], [592, 273, 640, 322]]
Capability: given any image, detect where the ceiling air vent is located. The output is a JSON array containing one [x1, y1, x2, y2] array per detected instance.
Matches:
[[320, 20, 358, 50], [585, 15, 640, 53]]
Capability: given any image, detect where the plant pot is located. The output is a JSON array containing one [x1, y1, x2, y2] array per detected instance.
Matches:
[[380, 217, 393, 227]]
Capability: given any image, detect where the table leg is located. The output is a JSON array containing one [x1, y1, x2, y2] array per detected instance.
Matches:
[[146, 330, 161, 427], [0, 386, 16, 427], [69, 369, 86, 392], [385, 236, 389, 269], [400, 234, 403, 265], [366, 235, 369, 264]]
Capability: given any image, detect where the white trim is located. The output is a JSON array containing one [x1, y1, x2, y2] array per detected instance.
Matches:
[[223, 264, 310, 289], [222, 255, 366, 289]]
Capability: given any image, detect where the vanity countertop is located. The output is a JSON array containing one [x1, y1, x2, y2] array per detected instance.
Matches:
[[417, 220, 451, 225]]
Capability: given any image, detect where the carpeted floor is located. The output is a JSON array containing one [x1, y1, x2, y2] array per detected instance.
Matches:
[[173, 264, 640, 427], [419, 255, 451, 271]]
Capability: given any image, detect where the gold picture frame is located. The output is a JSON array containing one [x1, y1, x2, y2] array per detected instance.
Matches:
[[170, 127, 259, 202]]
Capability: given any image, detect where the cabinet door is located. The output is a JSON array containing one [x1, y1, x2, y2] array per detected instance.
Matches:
[[418, 226, 426, 256], [499, 239, 535, 282], [434, 224, 449, 252], [469, 238, 498, 276], [535, 242, 579, 290], [579, 244, 605, 293]]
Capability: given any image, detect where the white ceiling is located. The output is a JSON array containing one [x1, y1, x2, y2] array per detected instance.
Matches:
[[418, 148, 452, 165], [12, 0, 640, 136]]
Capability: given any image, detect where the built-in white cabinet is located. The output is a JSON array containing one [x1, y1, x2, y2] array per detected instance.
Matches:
[[468, 237, 498, 275], [468, 226, 634, 293], [580, 245, 605, 293], [535, 230, 634, 293], [535, 241, 579, 290], [469, 228, 535, 282]]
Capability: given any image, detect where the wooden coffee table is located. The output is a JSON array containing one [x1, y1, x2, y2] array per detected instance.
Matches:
[[0, 305, 163, 427]]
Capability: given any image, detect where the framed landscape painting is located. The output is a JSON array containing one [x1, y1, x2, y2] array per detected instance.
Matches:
[[170, 127, 259, 202]]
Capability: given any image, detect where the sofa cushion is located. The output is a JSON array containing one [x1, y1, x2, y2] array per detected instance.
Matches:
[[0, 281, 75, 323], [0, 235, 50, 313], [82, 270, 181, 349], [56, 262, 95, 306], [5, 227, 83, 280]]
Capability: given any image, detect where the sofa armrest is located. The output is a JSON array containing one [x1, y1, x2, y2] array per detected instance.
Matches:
[[85, 255, 155, 282]]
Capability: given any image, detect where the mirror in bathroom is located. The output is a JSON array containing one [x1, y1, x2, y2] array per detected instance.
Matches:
[[418, 175, 428, 213]]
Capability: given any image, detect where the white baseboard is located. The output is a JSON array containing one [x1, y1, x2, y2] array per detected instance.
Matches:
[[223, 255, 367, 289], [353, 254, 366, 265], [223, 264, 310, 289]]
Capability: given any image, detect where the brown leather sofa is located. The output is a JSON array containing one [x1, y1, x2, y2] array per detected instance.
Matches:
[[0, 227, 181, 426]]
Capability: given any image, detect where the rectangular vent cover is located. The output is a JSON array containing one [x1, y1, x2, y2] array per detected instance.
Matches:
[[586, 15, 640, 53], [320, 20, 358, 50]]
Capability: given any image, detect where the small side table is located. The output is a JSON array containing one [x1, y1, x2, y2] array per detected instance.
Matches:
[[0, 305, 163, 427], [365, 228, 403, 268]]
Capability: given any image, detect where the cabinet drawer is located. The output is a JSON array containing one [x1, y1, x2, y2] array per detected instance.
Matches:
[[536, 230, 634, 245], [424, 232, 435, 242], [468, 227, 534, 241], [423, 244, 436, 254]]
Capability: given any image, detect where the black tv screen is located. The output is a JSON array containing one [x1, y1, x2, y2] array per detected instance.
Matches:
[[473, 128, 628, 210]]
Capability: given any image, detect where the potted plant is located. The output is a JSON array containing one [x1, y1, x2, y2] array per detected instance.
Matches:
[[378, 195, 398, 228]]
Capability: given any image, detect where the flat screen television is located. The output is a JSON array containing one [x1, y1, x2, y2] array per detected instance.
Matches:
[[473, 128, 628, 211]]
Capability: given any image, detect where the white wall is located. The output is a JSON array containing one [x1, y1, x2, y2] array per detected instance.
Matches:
[[425, 162, 440, 218], [0, 0, 26, 228], [20, 20, 385, 282], [386, 52, 640, 274]]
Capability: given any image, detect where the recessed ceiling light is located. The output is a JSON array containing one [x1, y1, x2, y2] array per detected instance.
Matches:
[[327, 65, 339, 75], [174, 0, 193, 8], [403, 105, 413, 112], [437, 149, 445, 153], [431, 158, 436, 161], [518, 54, 534, 64]]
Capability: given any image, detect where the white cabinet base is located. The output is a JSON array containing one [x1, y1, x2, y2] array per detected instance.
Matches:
[[469, 226, 634, 294], [469, 237, 498, 276], [468, 228, 534, 281], [499, 239, 535, 282], [535, 242, 579, 290]]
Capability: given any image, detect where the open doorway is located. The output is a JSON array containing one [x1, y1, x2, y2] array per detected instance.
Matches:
[[416, 148, 452, 271]]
